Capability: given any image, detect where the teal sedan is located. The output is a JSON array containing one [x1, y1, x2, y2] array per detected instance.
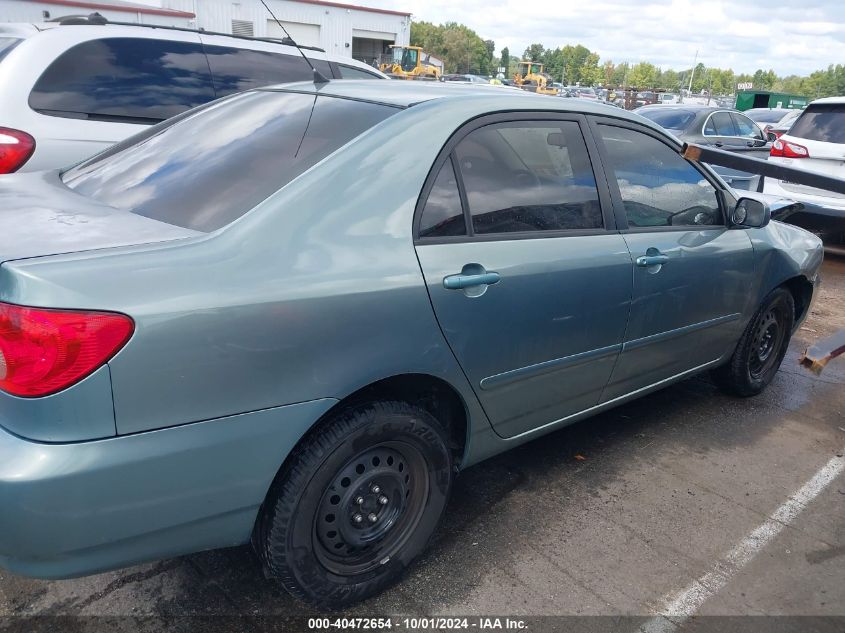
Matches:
[[0, 81, 823, 608]]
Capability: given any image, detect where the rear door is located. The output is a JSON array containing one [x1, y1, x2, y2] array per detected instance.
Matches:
[[772, 103, 845, 202], [591, 118, 754, 401], [414, 113, 633, 439]]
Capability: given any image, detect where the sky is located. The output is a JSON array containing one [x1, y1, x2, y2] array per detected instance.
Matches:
[[364, 0, 844, 76]]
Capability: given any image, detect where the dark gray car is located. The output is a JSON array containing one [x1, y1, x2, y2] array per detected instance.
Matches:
[[635, 105, 771, 190]]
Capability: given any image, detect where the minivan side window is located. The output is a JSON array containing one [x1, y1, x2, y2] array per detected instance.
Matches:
[[453, 121, 603, 235], [29, 38, 215, 123], [204, 45, 333, 96], [598, 125, 722, 228]]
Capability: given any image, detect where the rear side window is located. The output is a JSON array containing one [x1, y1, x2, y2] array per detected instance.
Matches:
[[29, 38, 215, 123], [454, 121, 603, 234], [338, 64, 382, 79], [0, 37, 21, 63], [788, 104, 845, 143], [62, 91, 399, 232], [204, 45, 333, 96], [419, 158, 466, 238], [704, 112, 735, 136]]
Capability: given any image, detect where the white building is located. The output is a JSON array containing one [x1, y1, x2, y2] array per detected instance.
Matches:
[[0, 0, 411, 64]]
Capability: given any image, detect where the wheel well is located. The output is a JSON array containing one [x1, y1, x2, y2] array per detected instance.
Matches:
[[781, 275, 814, 328], [336, 374, 469, 466]]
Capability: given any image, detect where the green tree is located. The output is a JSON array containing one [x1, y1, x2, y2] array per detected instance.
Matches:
[[523, 43, 545, 62], [500, 46, 510, 75]]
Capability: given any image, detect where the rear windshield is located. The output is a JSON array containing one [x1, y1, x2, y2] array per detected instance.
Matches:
[[62, 91, 399, 231], [0, 37, 20, 63], [787, 104, 845, 143], [638, 109, 695, 130]]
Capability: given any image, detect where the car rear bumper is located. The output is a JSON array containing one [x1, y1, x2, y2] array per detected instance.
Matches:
[[764, 180, 845, 246], [0, 398, 336, 579]]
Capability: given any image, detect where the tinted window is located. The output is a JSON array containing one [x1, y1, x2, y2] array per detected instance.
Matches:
[[455, 121, 602, 234], [599, 125, 721, 228], [788, 104, 845, 143], [338, 64, 381, 79], [704, 112, 735, 136], [419, 159, 466, 237], [63, 92, 398, 232], [638, 109, 695, 131], [732, 113, 763, 138], [29, 38, 215, 122], [205, 45, 332, 96], [0, 37, 20, 63]]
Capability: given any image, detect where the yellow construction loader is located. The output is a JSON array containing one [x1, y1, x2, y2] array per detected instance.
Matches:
[[513, 61, 558, 95], [379, 46, 441, 80]]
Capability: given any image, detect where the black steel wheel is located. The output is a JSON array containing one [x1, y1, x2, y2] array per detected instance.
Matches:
[[712, 287, 794, 397], [255, 401, 453, 608]]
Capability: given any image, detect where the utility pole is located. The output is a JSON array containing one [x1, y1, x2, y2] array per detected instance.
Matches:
[[687, 49, 698, 94]]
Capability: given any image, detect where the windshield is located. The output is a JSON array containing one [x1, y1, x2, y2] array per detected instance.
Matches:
[[746, 109, 789, 123], [63, 91, 399, 232], [787, 104, 845, 143], [393, 48, 417, 71], [0, 37, 20, 63], [638, 108, 696, 130]]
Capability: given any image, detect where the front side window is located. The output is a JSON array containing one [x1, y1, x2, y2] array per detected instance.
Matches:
[[204, 45, 332, 96], [732, 113, 763, 139], [63, 92, 399, 232], [454, 121, 603, 234], [598, 125, 722, 228], [29, 38, 215, 122]]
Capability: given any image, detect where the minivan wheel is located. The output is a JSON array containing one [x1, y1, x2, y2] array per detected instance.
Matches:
[[255, 401, 453, 608], [711, 287, 794, 397]]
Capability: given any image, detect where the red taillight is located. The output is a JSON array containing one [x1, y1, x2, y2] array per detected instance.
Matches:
[[0, 127, 36, 174], [770, 139, 809, 158], [0, 302, 133, 397]]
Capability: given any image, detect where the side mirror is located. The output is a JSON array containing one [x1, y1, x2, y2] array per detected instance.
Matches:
[[767, 131, 778, 143], [731, 197, 771, 228]]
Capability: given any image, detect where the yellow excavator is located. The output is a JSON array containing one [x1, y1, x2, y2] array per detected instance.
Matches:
[[379, 45, 441, 80], [513, 61, 558, 95]]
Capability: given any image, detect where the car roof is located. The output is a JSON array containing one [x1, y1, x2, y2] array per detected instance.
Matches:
[[810, 96, 845, 105], [261, 80, 641, 115]]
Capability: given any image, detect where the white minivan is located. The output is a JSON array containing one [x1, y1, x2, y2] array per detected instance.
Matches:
[[0, 14, 386, 173]]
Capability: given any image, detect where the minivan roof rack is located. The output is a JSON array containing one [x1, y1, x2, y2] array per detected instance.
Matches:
[[49, 12, 326, 53]]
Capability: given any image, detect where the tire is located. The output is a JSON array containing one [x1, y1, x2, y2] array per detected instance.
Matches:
[[254, 401, 453, 608], [711, 287, 794, 397]]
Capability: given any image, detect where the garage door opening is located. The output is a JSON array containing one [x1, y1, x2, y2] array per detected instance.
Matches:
[[267, 19, 321, 48], [352, 30, 395, 66]]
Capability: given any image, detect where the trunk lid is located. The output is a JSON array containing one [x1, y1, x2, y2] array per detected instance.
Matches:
[[0, 171, 202, 264]]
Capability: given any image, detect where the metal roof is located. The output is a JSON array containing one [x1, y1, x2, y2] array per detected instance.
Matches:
[[22, 0, 195, 18]]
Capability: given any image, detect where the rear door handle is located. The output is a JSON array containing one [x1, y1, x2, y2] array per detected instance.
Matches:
[[443, 272, 501, 289], [636, 254, 669, 267]]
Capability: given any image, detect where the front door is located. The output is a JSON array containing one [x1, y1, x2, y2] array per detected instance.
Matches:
[[414, 115, 632, 438], [591, 120, 755, 401]]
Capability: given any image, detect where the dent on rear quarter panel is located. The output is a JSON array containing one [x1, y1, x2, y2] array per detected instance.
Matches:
[[0, 102, 495, 459]]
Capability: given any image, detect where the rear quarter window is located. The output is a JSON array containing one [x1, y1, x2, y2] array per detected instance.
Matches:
[[204, 45, 333, 95], [62, 91, 399, 232], [29, 37, 215, 123], [787, 104, 845, 144]]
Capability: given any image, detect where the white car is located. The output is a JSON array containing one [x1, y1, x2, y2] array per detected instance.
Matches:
[[744, 108, 793, 134], [0, 15, 386, 173], [764, 96, 845, 249]]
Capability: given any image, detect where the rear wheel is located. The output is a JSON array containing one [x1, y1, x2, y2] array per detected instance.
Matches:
[[712, 287, 794, 396], [255, 401, 453, 608]]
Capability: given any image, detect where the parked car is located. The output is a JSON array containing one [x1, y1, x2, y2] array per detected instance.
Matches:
[[635, 105, 771, 190], [764, 97, 845, 252], [0, 14, 386, 173], [767, 108, 802, 139], [744, 108, 793, 134], [0, 80, 822, 609]]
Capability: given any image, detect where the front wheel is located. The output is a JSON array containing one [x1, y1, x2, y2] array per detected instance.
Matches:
[[711, 287, 794, 397], [254, 401, 453, 608]]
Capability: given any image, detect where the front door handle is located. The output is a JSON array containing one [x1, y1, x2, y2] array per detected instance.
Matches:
[[443, 271, 501, 290], [636, 253, 669, 267]]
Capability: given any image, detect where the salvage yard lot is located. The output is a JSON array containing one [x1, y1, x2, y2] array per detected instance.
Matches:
[[1, 257, 843, 622]]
